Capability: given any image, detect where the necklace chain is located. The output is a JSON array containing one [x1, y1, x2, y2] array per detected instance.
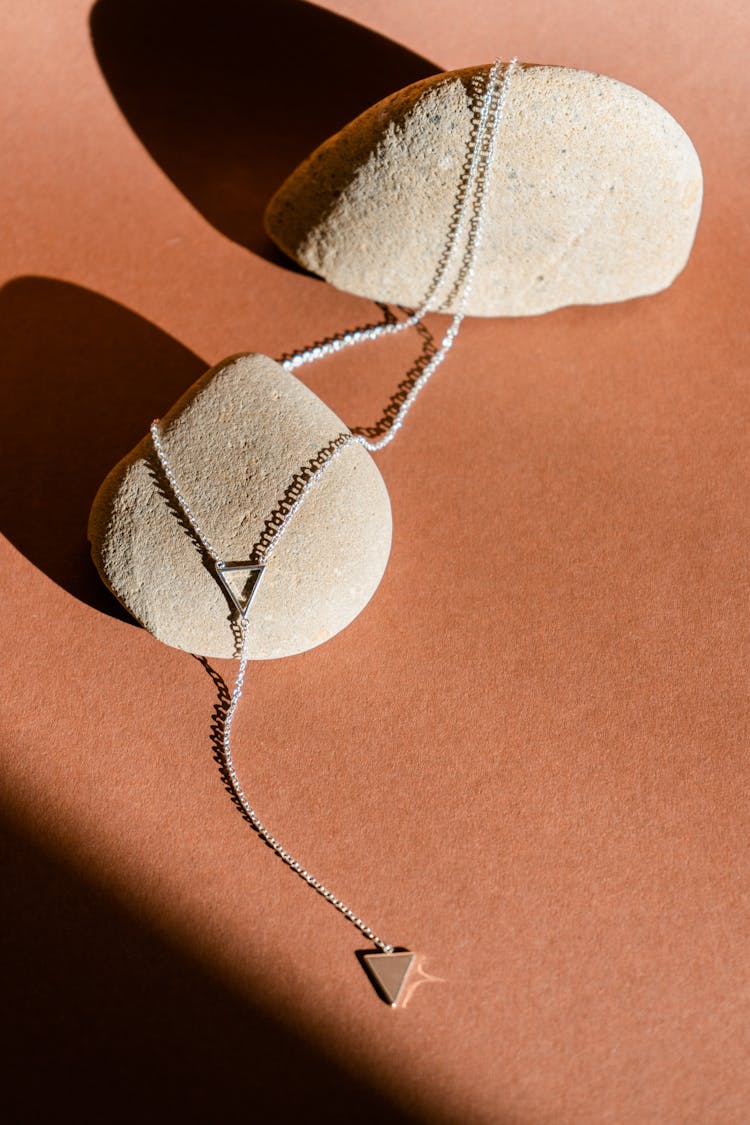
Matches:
[[280, 58, 518, 453], [151, 58, 518, 954]]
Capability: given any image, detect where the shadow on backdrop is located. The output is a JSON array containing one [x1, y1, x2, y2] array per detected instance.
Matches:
[[89, 0, 439, 262], [0, 276, 207, 617], [0, 806, 433, 1124]]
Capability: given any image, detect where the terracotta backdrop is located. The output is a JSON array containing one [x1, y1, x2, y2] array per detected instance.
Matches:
[[1, 1, 748, 1122]]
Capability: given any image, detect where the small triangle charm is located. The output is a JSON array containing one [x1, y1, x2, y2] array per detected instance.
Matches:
[[361, 950, 415, 1007], [216, 562, 266, 619]]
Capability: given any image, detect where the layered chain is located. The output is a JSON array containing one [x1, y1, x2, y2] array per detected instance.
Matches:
[[151, 58, 518, 953], [282, 58, 518, 452]]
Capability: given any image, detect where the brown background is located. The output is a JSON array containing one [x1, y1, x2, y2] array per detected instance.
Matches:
[[1, 1, 748, 1122]]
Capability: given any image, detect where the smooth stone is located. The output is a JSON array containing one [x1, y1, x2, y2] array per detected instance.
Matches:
[[88, 353, 392, 660], [265, 63, 703, 316]]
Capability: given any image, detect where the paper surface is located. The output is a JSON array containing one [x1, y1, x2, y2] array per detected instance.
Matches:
[[0, 1, 748, 1122]]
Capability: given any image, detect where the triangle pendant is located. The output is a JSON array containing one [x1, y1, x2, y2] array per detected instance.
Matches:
[[361, 950, 415, 1007], [216, 562, 266, 619]]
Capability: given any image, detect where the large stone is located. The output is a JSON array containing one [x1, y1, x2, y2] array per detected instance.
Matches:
[[264, 63, 703, 316], [89, 353, 392, 659]]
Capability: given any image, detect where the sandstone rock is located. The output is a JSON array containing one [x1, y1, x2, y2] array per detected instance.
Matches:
[[265, 63, 703, 316], [89, 353, 392, 659]]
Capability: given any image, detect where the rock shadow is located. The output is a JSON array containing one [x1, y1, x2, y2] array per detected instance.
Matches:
[[89, 0, 439, 263], [0, 276, 207, 616]]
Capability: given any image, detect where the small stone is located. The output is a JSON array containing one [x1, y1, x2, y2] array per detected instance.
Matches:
[[88, 353, 392, 659], [264, 64, 702, 316]]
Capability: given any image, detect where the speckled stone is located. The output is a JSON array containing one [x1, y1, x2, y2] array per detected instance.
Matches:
[[264, 63, 703, 316], [88, 353, 392, 660]]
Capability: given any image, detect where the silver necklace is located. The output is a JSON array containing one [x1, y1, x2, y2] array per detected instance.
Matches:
[[151, 57, 518, 1007]]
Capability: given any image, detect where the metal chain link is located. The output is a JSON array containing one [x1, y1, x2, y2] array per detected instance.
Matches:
[[280, 58, 515, 376], [151, 58, 518, 952]]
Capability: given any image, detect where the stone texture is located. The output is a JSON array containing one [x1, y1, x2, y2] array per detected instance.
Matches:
[[88, 353, 392, 659], [264, 63, 703, 316]]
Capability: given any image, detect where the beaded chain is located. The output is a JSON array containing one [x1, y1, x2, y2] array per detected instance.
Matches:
[[151, 58, 519, 956]]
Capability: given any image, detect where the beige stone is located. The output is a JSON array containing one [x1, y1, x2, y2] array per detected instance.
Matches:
[[88, 353, 392, 660], [264, 64, 703, 316]]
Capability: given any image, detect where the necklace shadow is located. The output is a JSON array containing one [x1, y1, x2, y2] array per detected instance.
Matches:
[[89, 0, 439, 266]]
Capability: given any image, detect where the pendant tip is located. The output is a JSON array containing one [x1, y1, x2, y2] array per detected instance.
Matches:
[[359, 949, 415, 1008]]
